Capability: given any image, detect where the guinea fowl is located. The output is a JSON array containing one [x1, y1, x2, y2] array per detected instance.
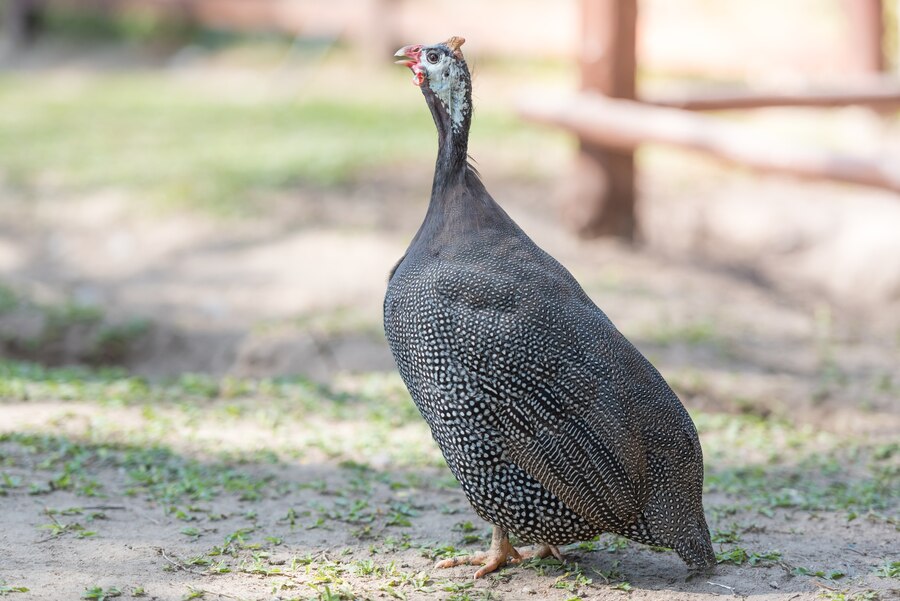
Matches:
[[384, 37, 716, 578]]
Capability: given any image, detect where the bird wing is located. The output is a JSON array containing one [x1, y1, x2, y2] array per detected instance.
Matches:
[[435, 242, 654, 529], [497, 341, 651, 530]]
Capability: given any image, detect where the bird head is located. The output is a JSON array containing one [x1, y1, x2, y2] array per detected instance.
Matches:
[[395, 36, 471, 134], [394, 36, 466, 87]]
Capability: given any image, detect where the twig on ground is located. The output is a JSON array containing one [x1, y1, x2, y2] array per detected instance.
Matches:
[[35, 508, 65, 543], [35, 536, 58, 544], [132, 509, 161, 525], [155, 547, 206, 575], [707, 581, 737, 595], [812, 580, 837, 591], [187, 587, 239, 600]]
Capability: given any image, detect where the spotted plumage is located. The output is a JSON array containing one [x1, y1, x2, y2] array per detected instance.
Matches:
[[385, 38, 715, 576]]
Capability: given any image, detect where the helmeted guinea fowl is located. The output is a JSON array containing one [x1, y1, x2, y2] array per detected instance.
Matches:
[[384, 36, 716, 578]]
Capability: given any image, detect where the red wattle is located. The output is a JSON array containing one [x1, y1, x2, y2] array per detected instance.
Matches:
[[395, 44, 425, 86]]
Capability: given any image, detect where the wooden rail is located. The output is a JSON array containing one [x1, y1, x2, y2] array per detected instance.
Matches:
[[542, 0, 895, 239], [646, 80, 900, 111], [519, 92, 900, 195]]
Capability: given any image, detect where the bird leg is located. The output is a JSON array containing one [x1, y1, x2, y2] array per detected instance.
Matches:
[[518, 543, 565, 562], [434, 526, 522, 579], [434, 527, 567, 578]]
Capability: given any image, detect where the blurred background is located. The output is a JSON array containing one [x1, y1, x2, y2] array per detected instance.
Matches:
[[0, 0, 898, 414], [1, 3, 899, 599]]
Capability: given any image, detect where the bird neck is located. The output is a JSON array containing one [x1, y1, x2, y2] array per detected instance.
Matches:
[[406, 72, 513, 253], [423, 81, 471, 196]]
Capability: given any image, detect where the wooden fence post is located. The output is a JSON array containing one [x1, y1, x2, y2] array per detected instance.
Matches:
[[565, 0, 638, 240], [843, 0, 886, 73], [3, 0, 43, 50]]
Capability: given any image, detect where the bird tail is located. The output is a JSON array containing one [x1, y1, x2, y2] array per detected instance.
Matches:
[[624, 513, 716, 570], [672, 515, 716, 570]]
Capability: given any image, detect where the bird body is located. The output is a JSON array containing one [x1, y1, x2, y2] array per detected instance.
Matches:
[[385, 37, 715, 576]]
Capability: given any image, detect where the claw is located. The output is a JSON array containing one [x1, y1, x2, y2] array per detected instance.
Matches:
[[434, 526, 518, 578], [433, 527, 565, 579], [474, 557, 505, 579]]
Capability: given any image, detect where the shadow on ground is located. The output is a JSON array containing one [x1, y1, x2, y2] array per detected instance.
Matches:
[[1, 364, 897, 600]]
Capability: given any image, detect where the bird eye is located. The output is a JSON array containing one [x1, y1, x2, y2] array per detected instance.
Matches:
[[426, 51, 440, 64]]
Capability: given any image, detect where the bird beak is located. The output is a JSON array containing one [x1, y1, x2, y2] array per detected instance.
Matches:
[[394, 44, 425, 86], [393, 45, 419, 67]]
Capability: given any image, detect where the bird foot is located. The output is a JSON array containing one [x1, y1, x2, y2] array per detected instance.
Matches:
[[519, 543, 565, 563], [434, 527, 566, 579], [435, 547, 521, 579]]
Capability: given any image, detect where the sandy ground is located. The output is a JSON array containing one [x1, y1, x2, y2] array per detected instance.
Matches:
[[0, 444, 896, 601], [2, 166, 900, 382], [1, 168, 898, 600], [1, 41, 899, 600]]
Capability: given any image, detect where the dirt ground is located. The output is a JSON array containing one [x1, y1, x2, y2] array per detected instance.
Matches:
[[1, 43, 899, 601], [2, 166, 898, 600], [0, 418, 895, 601]]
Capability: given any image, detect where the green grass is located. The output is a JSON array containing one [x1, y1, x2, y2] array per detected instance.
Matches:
[[640, 317, 722, 349], [0, 71, 565, 214], [697, 411, 898, 518], [0, 285, 18, 314], [42, 4, 197, 45], [81, 586, 122, 601], [0, 287, 150, 365], [874, 561, 899, 579], [0, 359, 896, 599], [0, 581, 29, 595], [0, 360, 421, 428], [0, 360, 439, 477], [2, 360, 897, 516]]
